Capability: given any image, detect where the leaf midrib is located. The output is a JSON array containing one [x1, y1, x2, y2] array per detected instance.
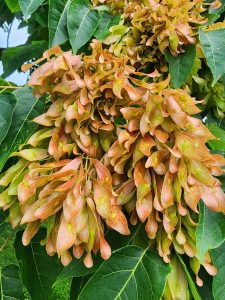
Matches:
[[78, 247, 149, 300], [204, 32, 217, 76], [74, 8, 91, 46], [0, 268, 22, 300], [23, 0, 37, 16], [2, 97, 37, 159], [51, 0, 70, 45], [0, 268, 3, 300], [31, 243, 46, 299], [20, 0, 44, 18]]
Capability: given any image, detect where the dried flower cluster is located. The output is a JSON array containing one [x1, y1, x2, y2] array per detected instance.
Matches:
[[92, 0, 221, 57], [0, 0, 224, 288]]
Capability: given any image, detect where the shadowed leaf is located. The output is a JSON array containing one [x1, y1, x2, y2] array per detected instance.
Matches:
[[77, 246, 171, 300], [14, 230, 63, 300], [0, 265, 25, 299], [196, 202, 225, 262], [211, 241, 225, 300], [0, 93, 17, 145], [165, 45, 196, 88]]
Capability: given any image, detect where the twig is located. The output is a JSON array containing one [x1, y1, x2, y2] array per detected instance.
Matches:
[[0, 227, 18, 253], [0, 86, 22, 89], [6, 21, 13, 48]]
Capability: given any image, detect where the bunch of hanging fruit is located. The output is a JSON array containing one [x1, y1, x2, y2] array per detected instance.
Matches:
[[0, 0, 225, 296]]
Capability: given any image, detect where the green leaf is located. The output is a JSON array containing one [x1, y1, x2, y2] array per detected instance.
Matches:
[[0, 211, 7, 226], [77, 246, 170, 300], [0, 77, 17, 93], [94, 12, 120, 41], [70, 276, 90, 300], [207, 123, 225, 150], [211, 241, 225, 300], [132, 223, 149, 249], [53, 278, 71, 300], [2, 41, 48, 77], [197, 268, 213, 300], [106, 222, 143, 250], [54, 223, 142, 286], [199, 28, 225, 85], [0, 222, 17, 269], [5, 0, 20, 13], [165, 45, 196, 89], [55, 255, 102, 287], [0, 87, 45, 172], [14, 230, 63, 300], [0, 223, 7, 238], [177, 254, 201, 300], [0, 93, 17, 145], [204, 13, 220, 26], [0, 2, 14, 27], [205, 111, 225, 130], [68, 0, 99, 54], [19, 0, 44, 19], [0, 265, 25, 299], [49, 0, 70, 47], [94, 5, 110, 12], [196, 202, 225, 262]]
